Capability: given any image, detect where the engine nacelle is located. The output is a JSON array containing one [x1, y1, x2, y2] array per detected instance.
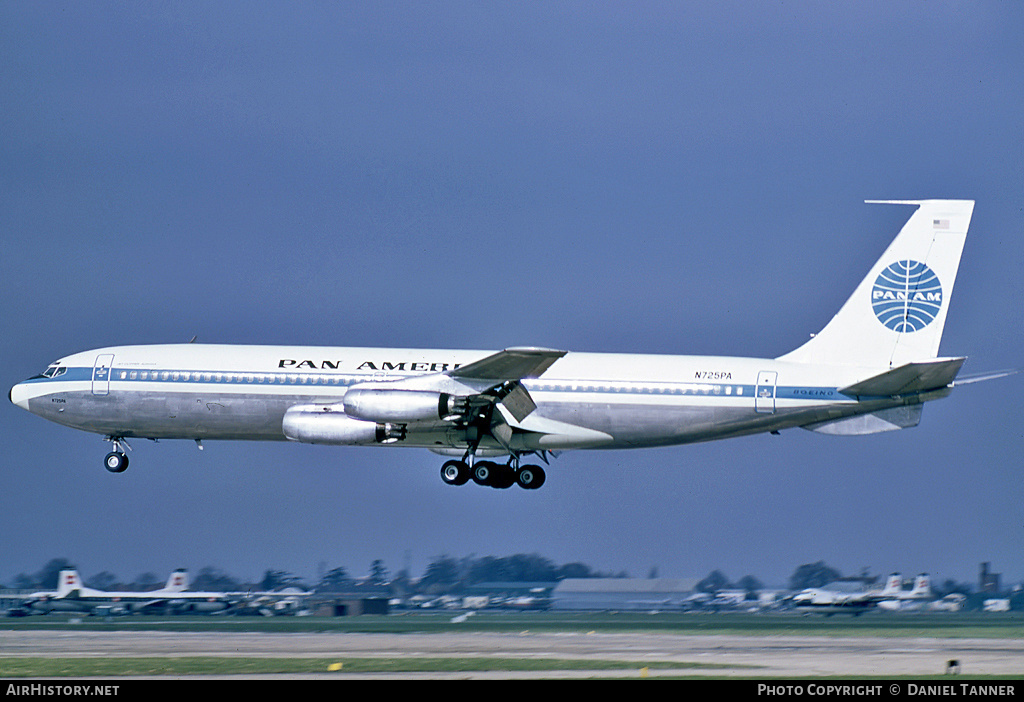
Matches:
[[342, 388, 462, 423], [283, 405, 406, 445]]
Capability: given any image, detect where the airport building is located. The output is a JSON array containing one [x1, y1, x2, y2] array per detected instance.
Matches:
[[310, 596, 389, 616], [308, 584, 391, 616], [980, 562, 1002, 594], [551, 578, 700, 611]]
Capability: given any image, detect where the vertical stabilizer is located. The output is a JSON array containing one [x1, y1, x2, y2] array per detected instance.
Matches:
[[779, 200, 974, 367], [57, 570, 82, 597], [165, 570, 189, 592], [879, 573, 902, 597]]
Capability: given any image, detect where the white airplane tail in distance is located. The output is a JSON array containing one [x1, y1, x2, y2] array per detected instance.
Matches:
[[792, 571, 932, 615], [22, 569, 232, 615], [10, 199, 998, 490]]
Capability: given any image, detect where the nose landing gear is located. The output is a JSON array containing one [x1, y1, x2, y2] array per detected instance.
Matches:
[[104, 451, 128, 473], [103, 437, 131, 473]]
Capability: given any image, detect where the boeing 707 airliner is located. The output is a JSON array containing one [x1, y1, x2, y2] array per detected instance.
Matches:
[[9, 200, 983, 490]]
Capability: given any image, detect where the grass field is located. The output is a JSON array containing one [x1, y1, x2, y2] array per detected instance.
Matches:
[[0, 656, 735, 678], [2, 611, 1022, 678], [3, 610, 1023, 637]]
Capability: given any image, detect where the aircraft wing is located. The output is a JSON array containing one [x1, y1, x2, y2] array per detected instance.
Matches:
[[491, 403, 613, 449], [448, 347, 566, 381], [839, 357, 966, 397], [293, 346, 603, 453], [440, 348, 611, 448], [335, 348, 566, 417]]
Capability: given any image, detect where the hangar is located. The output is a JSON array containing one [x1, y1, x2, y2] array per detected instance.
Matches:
[[551, 578, 699, 611]]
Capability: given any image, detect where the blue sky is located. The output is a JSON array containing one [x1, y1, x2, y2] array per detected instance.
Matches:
[[2, 2, 1022, 588]]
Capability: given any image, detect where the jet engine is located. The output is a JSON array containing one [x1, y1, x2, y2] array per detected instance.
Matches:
[[283, 404, 406, 445], [341, 388, 465, 423]]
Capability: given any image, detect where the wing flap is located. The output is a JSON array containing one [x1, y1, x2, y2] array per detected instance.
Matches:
[[493, 403, 613, 449], [497, 381, 537, 422]]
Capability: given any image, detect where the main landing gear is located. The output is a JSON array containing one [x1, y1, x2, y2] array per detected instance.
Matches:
[[440, 458, 546, 490]]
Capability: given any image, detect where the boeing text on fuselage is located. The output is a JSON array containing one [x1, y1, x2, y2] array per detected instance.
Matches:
[[10, 200, 996, 490]]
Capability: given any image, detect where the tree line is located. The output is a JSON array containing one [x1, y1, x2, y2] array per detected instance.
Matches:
[[4, 556, 986, 598], [5, 554, 625, 594]]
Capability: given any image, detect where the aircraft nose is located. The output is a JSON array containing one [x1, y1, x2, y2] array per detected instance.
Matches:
[[10, 382, 31, 411]]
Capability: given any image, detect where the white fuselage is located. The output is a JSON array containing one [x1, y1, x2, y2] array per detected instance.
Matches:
[[10, 342, 914, 454]]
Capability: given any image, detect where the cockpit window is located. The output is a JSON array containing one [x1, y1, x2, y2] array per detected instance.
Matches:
[[40, 365, 67, 378]]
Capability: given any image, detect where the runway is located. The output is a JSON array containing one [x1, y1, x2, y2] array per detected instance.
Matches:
[[3, 629, 1023, 678]]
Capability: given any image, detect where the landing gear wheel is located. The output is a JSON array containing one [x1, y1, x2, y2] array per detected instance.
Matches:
[[516, 464, 546, 490], [472, 461, 497, 486], [440, 460, 470, 486], [104, 451, 129, 473], [490, 463, 516, 489]]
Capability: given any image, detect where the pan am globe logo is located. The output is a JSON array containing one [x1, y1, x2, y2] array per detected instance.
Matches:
[[871, 260, 943, 333]]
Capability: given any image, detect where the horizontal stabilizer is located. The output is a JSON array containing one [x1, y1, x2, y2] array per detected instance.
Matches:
[[448, 347, 566, 380], [839, 357, 965, 397]]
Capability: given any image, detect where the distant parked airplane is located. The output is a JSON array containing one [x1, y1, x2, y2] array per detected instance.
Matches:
[[791, 573, 904, 615], [23, 570, 232, 615], [876, 574, 933, 611]]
